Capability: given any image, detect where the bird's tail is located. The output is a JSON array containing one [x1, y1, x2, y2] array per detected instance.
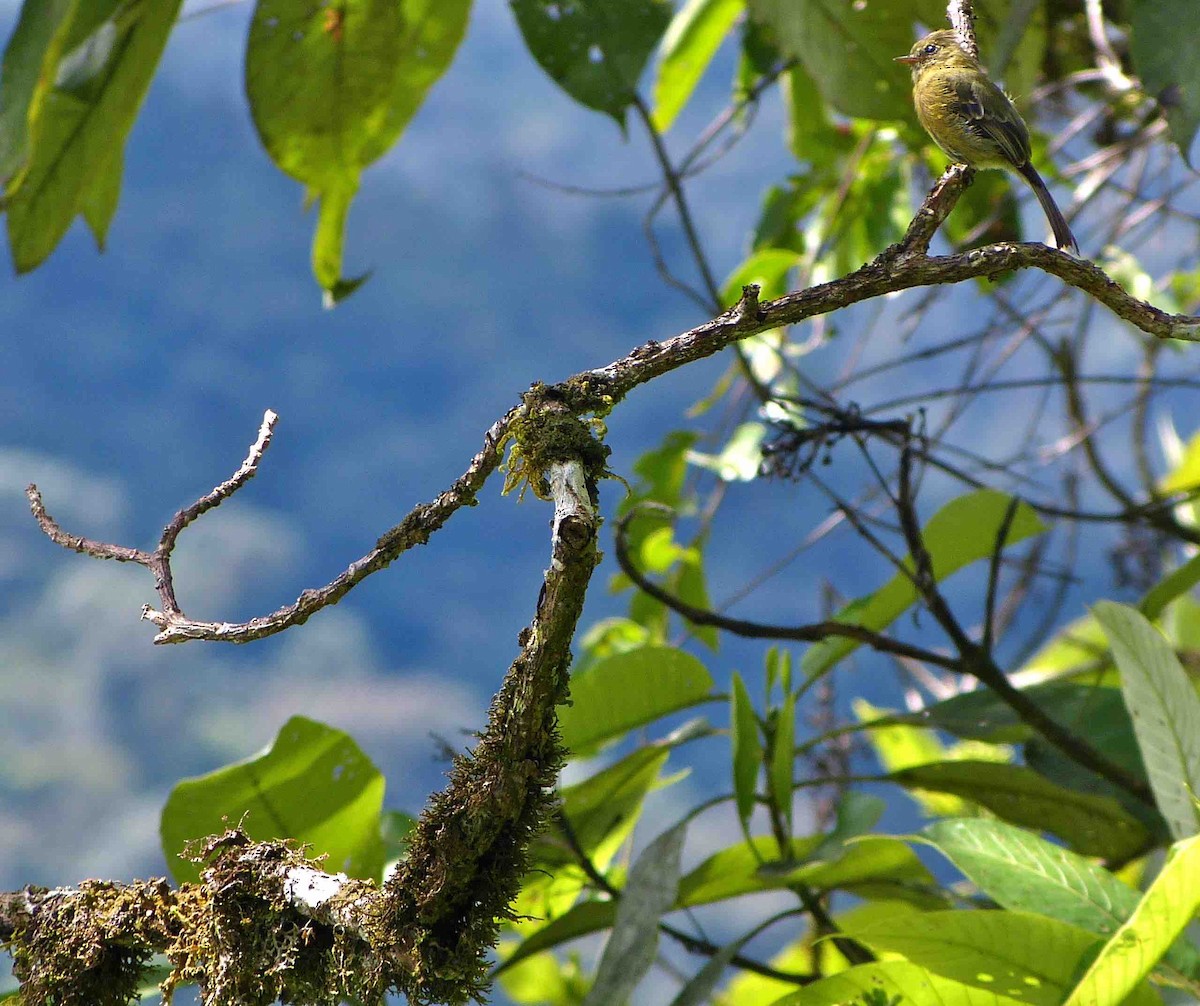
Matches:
[[1017, 162, 1078, 253]]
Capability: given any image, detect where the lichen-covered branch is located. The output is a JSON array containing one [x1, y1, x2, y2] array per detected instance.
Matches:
[[3, 406, 606, 1006]]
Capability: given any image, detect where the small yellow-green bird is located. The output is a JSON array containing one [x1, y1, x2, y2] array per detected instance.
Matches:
[[896, 29, 1078, 253]]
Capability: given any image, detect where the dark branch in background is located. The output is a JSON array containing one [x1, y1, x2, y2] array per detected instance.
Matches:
[[891, 446, 1156, 805], [614, 507, 959, 670]]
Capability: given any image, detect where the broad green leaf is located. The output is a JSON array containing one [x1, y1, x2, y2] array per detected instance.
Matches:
[[891, 761, 1150, 859], [0, 0, 76, 184], [843, 910, 1161, 1006], [856, 699, 972, 817], [494, 899, 617, 976], [773, 960, 1029, 1006], [801, 790, 886, 865], [719, 247, 801, 305], [81, 143, 121, 246], [745, 0, 918, 120], [1018, 614, 1110, 677], [510, 0, 672, 126], [673, 541, 720, 651], [533, 745, 670, 871], [730, 671, 762, 836], [358, 0, 472, 164], [5, 0, 182, 272], [688, 421, 766, 481], [917, 818, 1200, 987], [776, 835, 934, 891], [768, 690, 796, 835], [160, 715, 385, 885], [1024, 736, 1165, 841], [1094, 601, 1200, 839], [558, 645, 715, 753], [802, 492, 1045, 678], [924, 681, 1137, 752], [782, 58, 846, 168], [651, 0, 744, 131], [1129, 0, 1200, 166], [583, 823, 686, 1006], [1064, 834, 1200, 1005], [246, 0, 470, 298], [678, 833, 929, 907], [1141, 552, 1200, 622], [678, 835, 821, 906]]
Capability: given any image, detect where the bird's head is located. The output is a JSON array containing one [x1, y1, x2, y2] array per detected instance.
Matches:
[[895, 30, 980, 80]]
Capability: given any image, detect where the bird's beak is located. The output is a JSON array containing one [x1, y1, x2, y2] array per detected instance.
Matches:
[[894, 54, 919, 65]]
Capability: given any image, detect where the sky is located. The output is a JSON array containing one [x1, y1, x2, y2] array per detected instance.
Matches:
[[0, 1, 808, 997], [2, 2, 1197, 1003]]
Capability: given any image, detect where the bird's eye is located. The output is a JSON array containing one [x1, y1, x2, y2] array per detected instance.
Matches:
[[922, 43, 938, 54]]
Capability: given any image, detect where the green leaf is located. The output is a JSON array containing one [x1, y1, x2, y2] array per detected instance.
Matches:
[[5, 0, 183, 273], [1141, 552, 1200, 622], [510, 0, 672, 126], [777, 835, 934, 891], [687, 421, 766, 482], [719, 247, 801, 305], [494, 899, 617, 977], [1094, 601, 1200, 840], [890, 761, 1150, 859], [1064, 834, 1200, 1005], [772, 960, 1028, 1006], [0, 0, 77, 184], [81, 143, 121, 247], [802, 491, 1045, 679], [745, 0, 919, 120], [558, 645, 715, 753], [160, 715, 385, 885], [651, 0, 744, 132], [677, 834, 820, 906], [533, 746, 670, 871], [924, 680, 1136, 750], [842, 910, 1160, 1006], [917, 817, 1200, 987], [673, 543, 720, 651], [782, 59, 846, 168], [246, 0, 470, 298], [1129, 0, 1200, 167], [582, 822, 686, 1006], [678, 833, 929, 906], [768, 690, 796, 835], [730, 671, 762, 837], [358, 0, 472, 164]]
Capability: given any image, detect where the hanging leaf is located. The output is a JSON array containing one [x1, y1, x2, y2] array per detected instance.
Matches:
[[5, 0, 183, 272], [510, 0, 672, 126], [246, 0, 471, 300]]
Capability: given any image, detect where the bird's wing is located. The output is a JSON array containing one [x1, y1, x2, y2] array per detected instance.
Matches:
[[951, 76, 1031, 166]]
